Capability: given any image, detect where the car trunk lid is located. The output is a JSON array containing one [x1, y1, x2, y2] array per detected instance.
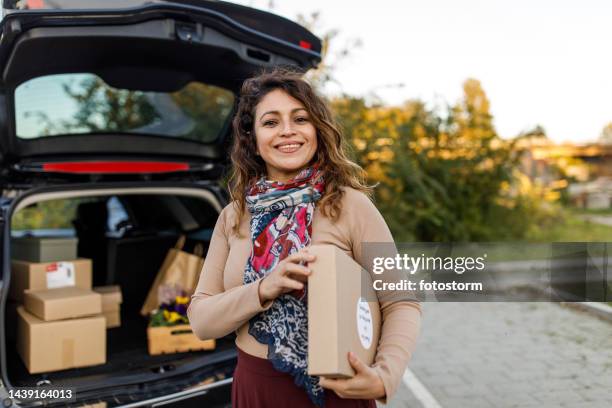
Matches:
[[0, 0, 321, 182]]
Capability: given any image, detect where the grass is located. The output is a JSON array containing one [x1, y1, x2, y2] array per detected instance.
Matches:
[[394, 211, 612, 244], [569, 207, 612, 217], [394, 211, 612, 263], [528, 213, 612, 242]]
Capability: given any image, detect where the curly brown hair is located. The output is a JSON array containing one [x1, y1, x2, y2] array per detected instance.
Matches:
[[228, 67, 371, 233]]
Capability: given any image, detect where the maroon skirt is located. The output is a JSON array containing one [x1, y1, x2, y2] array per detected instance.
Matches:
[[232, 348, 376, 408]]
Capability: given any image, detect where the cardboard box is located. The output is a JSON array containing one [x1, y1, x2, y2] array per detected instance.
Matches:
[[23, 287, 102, 321], [103, 310, 121, 329], [11, 236, 78, 263], [94, 286, 122, 328], [147, 324, 215, 355], [16, 306, 106, 374], [9, 258, 92, 302], [93, 285, 123, 312], [307, 245, 381, 378]]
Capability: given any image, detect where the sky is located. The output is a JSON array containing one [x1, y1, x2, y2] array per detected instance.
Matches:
[[234, 0, 612, 143]]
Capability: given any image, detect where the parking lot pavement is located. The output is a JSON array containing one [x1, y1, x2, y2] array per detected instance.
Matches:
[[382, 302, 612, 408]]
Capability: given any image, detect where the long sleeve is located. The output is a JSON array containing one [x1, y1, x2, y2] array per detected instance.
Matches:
[[346, 188, 422, 404], [188, 206, 273, 340]]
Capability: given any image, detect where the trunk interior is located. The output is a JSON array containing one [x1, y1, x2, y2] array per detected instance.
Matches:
[[3, 186, 235, 406]]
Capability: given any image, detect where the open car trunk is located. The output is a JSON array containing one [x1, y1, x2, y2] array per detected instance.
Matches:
[[2, 183, 235, 407], [0, 1, 322, 405], [0, 0, 321, 172]]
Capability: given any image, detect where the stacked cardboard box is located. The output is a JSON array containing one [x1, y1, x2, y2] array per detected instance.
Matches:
[[17, 307, 105, 374], [11, 236, 106, 373], [23, 287, 102, 321], [94, 285, 123, 328], [11, 236, 78, 264], [17, 287, 106, 373], [9, 258, 92, 302]]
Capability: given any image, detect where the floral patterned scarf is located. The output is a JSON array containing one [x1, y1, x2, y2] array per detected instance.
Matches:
[[243, 166, 326, 406]]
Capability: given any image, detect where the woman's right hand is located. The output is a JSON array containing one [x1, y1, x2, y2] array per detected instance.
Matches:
[[258, 248, 316, 304]]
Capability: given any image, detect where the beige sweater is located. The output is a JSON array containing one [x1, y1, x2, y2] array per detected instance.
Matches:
[[188, 187, 421, 403]]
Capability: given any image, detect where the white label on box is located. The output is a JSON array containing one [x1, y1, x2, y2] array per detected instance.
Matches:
[[356, 298, 373, 349], [46, 262, 76, 288]]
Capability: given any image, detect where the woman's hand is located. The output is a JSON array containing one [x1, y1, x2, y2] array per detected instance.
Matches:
[[257, 248, 316, 304], [319, 352, 386, 400]]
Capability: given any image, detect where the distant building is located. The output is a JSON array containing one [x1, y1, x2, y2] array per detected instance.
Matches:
[[521, 140, 612, 209]]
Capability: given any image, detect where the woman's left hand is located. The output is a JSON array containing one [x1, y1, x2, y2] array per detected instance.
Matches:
[[318, 352, 386, 400]]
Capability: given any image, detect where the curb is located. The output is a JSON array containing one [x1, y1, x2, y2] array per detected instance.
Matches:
[[560, 301, 612, 323], [524, 284, 612, 323]]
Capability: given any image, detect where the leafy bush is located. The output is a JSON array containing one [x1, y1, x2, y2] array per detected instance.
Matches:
[[334, 79, 561, 242]]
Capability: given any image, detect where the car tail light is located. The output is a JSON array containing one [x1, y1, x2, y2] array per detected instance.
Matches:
[[299, 40, 312, 50], [26, 0, 45, 9], [42, 161, 190, 174]]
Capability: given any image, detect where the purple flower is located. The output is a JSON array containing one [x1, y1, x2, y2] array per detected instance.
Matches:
[[175, 304, 187, 315]]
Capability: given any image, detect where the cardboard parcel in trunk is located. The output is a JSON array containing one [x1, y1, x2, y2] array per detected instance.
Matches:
[[17, 306, 106, 374], [9, 258, 92, 302], [23, 286, 102, 321], [94, 285, 123, 328]]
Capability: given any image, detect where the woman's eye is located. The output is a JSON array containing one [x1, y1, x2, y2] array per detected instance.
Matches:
[[295, 117, 309, 123], [263, 120, 277, 127]]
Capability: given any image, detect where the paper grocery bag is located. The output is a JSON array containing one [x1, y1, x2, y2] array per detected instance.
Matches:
[[140, 236, 204, 316]]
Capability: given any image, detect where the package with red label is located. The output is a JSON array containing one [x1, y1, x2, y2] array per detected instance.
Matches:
[[9, 259, 92, 302]]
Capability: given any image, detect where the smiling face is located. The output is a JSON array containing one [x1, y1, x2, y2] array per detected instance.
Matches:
[[253, 89, 318, 183]]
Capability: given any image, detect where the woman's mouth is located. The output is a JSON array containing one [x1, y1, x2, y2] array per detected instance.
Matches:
[[276, 143, 303, 153]]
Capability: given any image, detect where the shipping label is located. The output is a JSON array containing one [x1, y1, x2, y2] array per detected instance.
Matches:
[[45, 262, 76, 288], [356, 298, 373, 349]]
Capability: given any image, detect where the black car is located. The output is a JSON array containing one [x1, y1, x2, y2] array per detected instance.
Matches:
[[0, 1, 321, 406]]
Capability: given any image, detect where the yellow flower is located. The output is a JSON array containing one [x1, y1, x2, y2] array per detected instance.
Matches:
[[176, 296, 189, 305], [168, 311, 183, 323]]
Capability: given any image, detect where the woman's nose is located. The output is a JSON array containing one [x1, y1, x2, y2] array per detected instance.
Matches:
[[280, 121, 297, 136]]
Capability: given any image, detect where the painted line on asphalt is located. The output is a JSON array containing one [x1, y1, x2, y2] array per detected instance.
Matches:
[[402, 368, 443, 408]]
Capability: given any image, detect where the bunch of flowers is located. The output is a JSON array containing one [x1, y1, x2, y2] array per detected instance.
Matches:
[[149, 284, 191, 327]]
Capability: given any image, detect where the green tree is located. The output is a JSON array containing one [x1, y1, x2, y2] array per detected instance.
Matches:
[[12, 199, 88, 230], [335, 79, 557, 241], [60, 76, 160, 133], [33, 74, 234, 143], [169, 83, 234, 142]]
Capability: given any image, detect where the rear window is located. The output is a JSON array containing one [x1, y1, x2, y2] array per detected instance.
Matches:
[[14, 73, 234, 143]]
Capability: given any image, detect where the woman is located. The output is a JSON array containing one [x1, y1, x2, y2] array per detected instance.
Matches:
[[188, 68, 421, 407]]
